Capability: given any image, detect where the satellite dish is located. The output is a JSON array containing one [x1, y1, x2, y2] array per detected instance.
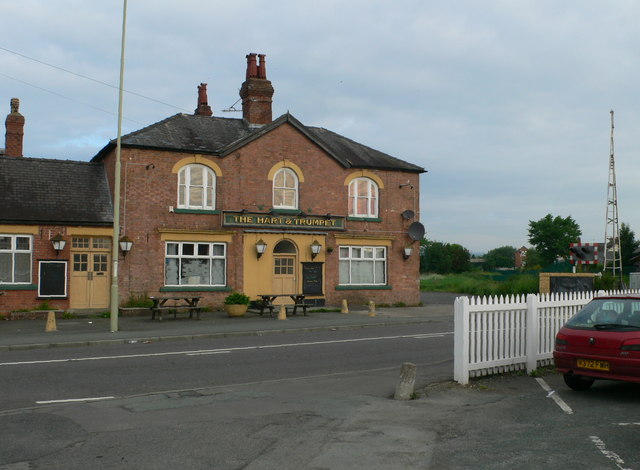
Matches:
[[408, 222, 425, 241], [401, 210, 415, 220]]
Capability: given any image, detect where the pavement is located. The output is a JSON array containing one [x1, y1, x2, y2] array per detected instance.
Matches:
[[0, 292, 457, 351]]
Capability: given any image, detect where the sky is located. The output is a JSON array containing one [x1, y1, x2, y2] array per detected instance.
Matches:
[[2, 0, 640, 254]]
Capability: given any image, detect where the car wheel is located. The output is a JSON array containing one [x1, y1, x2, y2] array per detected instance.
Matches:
[[563, 372, 594, 391]]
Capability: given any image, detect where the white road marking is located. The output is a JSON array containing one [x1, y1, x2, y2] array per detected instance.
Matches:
[[590, 435, 633, 470], [187, 350, 231, 356], [535, 377, 573, 415], [0, 332, 453, 366], [615, 423, 640, 426], [36, 396, 115, 405]]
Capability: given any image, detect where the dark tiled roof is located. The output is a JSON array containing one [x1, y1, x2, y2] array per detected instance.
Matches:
[[93, 113, 425, 173], [305, 126, 424, 172], [0, 156, 113, 225]]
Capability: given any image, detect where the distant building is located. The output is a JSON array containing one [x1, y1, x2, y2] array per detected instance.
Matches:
[[515, 246, 528, 268]]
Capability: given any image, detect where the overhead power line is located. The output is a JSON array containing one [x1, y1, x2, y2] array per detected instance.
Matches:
[[0, 45, 190, 112], [0, 72, 144, 124]]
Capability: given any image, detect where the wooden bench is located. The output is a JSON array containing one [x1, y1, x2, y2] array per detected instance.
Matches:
[[149, 296, 203, 321], [289, 303, 309, 316], [151, 305, 203, 320], [257, 294, 309, 317]]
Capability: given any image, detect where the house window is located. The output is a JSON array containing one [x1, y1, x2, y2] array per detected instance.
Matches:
[[348, 178, 378, 218], [339, 246, 386, 285], [273, 168, 298, 209], [165, 241, 226, 286], [178, 164, 216, 210], [0, 234, 32, 284]]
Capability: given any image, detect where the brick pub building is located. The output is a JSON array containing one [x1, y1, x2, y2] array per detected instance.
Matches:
[[1, 54, 425, 313]]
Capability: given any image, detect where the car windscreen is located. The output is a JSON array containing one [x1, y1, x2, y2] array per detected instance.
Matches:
[[565, 298, 640, 330]]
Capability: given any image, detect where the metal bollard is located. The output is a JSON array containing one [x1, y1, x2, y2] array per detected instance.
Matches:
[[341, 299, 349, 314]]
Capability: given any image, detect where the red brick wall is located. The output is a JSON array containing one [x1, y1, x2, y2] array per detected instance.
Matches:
[[0, 225, 71, 314], [111, 122, 422, 308]]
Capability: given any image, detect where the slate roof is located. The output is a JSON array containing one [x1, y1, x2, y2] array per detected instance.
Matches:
[[0, 156, 113, 225], [92, 113, 425, 173]]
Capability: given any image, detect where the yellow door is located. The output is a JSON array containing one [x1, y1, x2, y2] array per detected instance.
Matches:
[[69, 237, 110, 309], [273, 255, 296, 304]]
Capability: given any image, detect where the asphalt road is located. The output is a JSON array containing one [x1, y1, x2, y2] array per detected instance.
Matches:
[[0, 323, 454, 412], [2, 308, 640, 469]]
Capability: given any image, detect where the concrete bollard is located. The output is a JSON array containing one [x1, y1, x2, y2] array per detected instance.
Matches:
[[45, 311, 57, 332], [394, 362, 417, 400], [341, 299, 349, 314], [277, 304, 287, 320], [368, 300, 376, 317]]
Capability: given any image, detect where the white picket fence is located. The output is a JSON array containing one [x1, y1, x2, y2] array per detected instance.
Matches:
[[453, 289, 640, 385]]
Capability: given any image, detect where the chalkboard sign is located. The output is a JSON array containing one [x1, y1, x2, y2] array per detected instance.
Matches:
[[550, 276, 593, 293], [302, 262, 323, 295], [38, 261, 67, 297]]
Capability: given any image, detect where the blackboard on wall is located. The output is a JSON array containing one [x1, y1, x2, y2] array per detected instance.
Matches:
[[39, 261, 67, 297], [550, 276, 593, 293], [302, 262, 323, 295]]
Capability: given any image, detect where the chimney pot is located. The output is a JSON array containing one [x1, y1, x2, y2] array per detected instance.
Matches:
[[194, 83, 213, 116], [246, 53, 258, 79]]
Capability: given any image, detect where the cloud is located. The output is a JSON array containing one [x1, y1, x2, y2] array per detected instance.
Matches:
[[2, 0, 640, 253]]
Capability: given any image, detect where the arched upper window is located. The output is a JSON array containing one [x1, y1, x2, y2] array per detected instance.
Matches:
[[273, 168, 298, 209], [178, 164, 215, 210], [348, 178, 379, 218]]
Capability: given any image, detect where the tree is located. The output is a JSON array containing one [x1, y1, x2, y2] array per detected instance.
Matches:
[[523, 247, 542, 269], [449, 244, 471, 273], [421, 240, 471, 274], [528, 214, 581, 266], [483, 246, 516, 270], [620, 222, 640, 269]]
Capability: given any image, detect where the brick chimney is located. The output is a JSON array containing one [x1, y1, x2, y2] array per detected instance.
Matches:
[[194, 83, 213, 116], [5, 98, 25, 157], [239, 53, 274, 125]]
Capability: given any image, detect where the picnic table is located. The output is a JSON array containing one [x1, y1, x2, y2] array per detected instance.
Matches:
[[257, 294, 308, 317], [149, 296, 203, 320]]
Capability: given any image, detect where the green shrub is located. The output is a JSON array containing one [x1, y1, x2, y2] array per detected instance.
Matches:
[[224, 292, 251, 305], [123, 294, 153, 308], [421, 272, 539, 296]]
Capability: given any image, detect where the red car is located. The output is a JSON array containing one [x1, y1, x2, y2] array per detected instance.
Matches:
[[554, 294, 640, 390]]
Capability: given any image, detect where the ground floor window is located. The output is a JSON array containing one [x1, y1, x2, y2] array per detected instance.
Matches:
[[165, 241, 226, 286], [338, 245, 386, 285], [0, 234, 32, 284]]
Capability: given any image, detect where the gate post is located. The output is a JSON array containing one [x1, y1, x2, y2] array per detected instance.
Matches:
[[526, 294, 540, 373], [453, 296, 470, 385]]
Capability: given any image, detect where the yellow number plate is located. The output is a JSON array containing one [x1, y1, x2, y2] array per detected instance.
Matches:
[[576, 359, 610, 371]]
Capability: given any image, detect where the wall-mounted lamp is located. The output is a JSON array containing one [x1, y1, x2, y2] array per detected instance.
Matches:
[[310, 240, 322, 259], [256, 239, 267, 259], [403, 246, 413, 260], [119, 236, 133, 257], [51, 234, 66, 255]]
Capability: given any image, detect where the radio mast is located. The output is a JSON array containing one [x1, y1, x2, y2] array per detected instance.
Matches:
[[603, 110, 623, 283]]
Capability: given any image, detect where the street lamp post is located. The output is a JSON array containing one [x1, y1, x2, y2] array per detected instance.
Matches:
[[110, 0, 128, 332]]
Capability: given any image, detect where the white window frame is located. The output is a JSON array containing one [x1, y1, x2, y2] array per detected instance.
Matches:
[[177, 164, 216, 210], [348, 178, 379, 218], [272, 168, 299, 209], [164, 241, 226, 287], [338, 245, 387, 285], [0, 234, 32, 284]]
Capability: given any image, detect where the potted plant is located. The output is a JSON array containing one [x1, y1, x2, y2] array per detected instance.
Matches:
[[223, 292, 251, 317]]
